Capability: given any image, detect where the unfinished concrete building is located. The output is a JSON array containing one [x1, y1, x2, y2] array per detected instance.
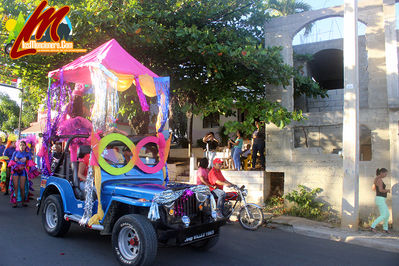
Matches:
[[264, 0, 399, 230]]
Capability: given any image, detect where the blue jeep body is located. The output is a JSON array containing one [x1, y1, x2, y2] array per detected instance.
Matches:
[[37, 135, 223, 265]]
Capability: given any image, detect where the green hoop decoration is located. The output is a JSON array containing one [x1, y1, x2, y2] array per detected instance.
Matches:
[[97, 133, 136, 176]]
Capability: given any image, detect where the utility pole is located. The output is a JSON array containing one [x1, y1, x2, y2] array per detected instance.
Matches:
[[341, 0, 359, 230], [16, 78, 23, 139]]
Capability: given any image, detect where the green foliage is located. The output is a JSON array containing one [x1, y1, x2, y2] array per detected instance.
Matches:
[[118, 89, 151, 135], [218, 125, 230, 146], [169, 102, 187, 140], [264, 196, 286, 216], [267, 0, 311, 16], [293, 53, 313, 62], [0, 0, 310, 138], [294, 68, 328, 99], [196, 138, 205, 149], [293, 53, 327, 100], [0, 93, 19, 132], [285, 185, 325, 219], [359, 213, 377, 229], [223, 101, 304, 136]]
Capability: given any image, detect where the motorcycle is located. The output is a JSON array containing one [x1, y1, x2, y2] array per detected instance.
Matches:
[[222, 185, 264, 231]]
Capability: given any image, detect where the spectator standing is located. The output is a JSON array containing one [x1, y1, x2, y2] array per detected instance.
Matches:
[[202, 132, 219, 168], [228, 131, 243, 170], [251, 120, 265, 170], [370, 168, 391, 233]]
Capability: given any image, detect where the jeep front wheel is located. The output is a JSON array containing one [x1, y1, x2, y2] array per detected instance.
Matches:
[[112, 214, 157, 266], [42, 194, 70, 237]]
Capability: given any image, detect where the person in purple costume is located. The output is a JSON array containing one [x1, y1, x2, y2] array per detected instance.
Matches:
[[9, 141, 31, 207], [2, 141, 16, 195]]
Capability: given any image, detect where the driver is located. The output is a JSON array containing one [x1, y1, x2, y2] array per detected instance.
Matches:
[[78, 153, 90, 191], [208, 158, 235, 219]]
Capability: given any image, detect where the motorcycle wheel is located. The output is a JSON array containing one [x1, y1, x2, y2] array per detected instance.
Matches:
[[238, 204, 264, 231]]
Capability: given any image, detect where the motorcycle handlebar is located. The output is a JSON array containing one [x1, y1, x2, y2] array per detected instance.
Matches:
[[232, 185, 245, 191]]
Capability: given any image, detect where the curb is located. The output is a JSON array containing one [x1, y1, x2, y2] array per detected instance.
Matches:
[[269, 221, 399, 254]]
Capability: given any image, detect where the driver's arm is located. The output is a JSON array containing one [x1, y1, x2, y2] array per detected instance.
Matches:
[[215, 179, 234, 188], [78, 161, 87, 181]]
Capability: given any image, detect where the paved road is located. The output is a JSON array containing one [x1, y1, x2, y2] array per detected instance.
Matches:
[[1, 183, 398, 266]]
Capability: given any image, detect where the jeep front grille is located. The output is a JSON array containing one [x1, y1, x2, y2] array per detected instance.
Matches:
[[174, 194, 197, 217]]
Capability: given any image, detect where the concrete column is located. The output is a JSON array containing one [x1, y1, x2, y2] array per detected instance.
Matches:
[[189, 156, 196, 184], [388, 116, 399, 231], [383, 0, 399, 107], [341, 0, 360, 230], [384, 0, 399, 231]]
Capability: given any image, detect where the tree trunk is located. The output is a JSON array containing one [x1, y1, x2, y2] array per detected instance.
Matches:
[[187, 107, 193, 157]]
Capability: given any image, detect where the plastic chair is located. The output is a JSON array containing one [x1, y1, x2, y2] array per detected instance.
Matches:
[[242, 154, 252, 170]]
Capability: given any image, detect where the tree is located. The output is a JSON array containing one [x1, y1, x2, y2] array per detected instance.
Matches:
[[267, 0, 313, 35], [267, 0, 311, 16], [0, 93, 19, 133], [0, 0, 319, 154]]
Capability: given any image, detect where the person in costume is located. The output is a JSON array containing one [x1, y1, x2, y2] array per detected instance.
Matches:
[[0, 132, 6, 155], [0, 132, 7, 192], [9, 141, 31, 207], [58, 85, 92, 164], [2, 135, 17, 195], [23, 136, 41, 199]]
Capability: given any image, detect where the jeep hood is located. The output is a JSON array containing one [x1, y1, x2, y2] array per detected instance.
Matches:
[[102, 181, 167, 201]]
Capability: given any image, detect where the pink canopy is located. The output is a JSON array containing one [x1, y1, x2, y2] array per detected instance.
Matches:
[[48, 39, 158, 84]]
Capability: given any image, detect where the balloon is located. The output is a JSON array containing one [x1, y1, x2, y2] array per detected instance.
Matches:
[[139, 74, 156, 97], [110, 71, 135, 92]]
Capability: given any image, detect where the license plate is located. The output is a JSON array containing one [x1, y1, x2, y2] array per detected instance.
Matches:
[[184, 230, 215, 243]]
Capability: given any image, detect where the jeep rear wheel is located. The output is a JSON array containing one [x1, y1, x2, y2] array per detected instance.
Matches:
[[112, 214, 157, 266], [42, 194, 70, 237]]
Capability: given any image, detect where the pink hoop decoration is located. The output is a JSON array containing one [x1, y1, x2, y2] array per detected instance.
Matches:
[[134, 135, 166, 174]]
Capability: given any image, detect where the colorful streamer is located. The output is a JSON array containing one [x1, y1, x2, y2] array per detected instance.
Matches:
[[154, 77, 170, 132], [134, 77, 150, 112]]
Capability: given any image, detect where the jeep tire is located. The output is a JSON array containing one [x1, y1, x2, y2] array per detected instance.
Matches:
[[42, 194, 71, 237], [112, 214, 157, 266]]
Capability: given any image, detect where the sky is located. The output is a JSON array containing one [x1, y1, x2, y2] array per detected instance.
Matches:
[[0, 84, 21, 106], [294, 0, 399, 45]]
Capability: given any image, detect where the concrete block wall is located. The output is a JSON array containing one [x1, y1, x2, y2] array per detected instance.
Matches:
[[221, 171, 265, 205], [189, 167, 265, 205], [263, 1, 399, 226], [306, 89, 344, 112], [293, 36, 368, 112], [169, 148, 204, 159], [265, 107, 391, 221]]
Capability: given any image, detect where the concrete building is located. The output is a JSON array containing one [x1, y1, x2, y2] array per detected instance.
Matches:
[[264, 0, 399, 230]]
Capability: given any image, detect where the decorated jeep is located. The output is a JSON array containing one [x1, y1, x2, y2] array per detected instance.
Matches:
[[37, 39, 224, 266]]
